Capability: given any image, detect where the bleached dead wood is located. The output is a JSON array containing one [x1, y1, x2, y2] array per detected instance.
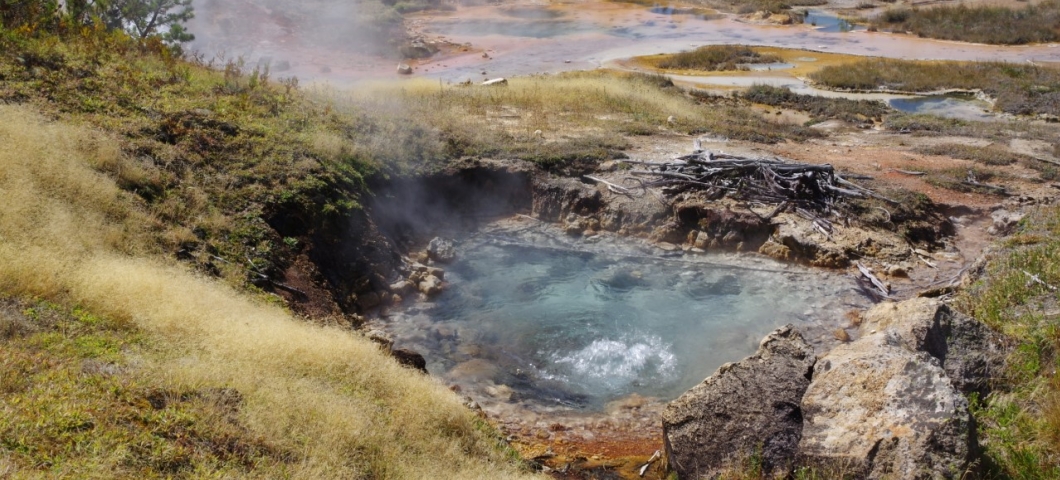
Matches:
[[584, 175, 632, 194], [639, 450, 662, 477], [912, 248, 937, 269], [1023, 270, 1058, 291], [857, 262, 890, 297]]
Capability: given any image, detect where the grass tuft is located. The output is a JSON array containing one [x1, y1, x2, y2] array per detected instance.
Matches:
[[915, 143, 1035, 167], [657, 45, 782, 71], [741, 84, 892, 123]]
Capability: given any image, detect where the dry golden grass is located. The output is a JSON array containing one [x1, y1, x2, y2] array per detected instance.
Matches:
[[333, 72, 694, 145], [320, 71, 820, 175], [0, 104, 538, 478]]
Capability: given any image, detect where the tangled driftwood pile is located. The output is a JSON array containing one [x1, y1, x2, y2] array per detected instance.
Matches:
[[621, 150, 894, 211], [585, 148, 902, 298]]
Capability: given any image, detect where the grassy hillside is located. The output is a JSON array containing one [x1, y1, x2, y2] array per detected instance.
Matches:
[[0, 23, 387, 305], [0, 104, 538, 479]]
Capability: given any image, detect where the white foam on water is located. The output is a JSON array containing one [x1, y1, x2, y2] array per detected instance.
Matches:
[[545, 333, 677, 395]]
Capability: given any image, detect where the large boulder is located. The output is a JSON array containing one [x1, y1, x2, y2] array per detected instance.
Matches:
[[798, 333, 974, 479], [862, 298, 1003, 398], [663, 325, 815, 478]]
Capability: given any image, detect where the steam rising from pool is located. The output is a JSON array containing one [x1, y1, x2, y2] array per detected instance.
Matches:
[[381, 222, 862, 411]]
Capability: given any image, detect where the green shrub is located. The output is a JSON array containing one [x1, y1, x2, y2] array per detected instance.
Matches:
[[741, 84, 892, 123], [658, 45, 783, 71], [811, 59, 1060, 117], [872, 2, 1060, 44]]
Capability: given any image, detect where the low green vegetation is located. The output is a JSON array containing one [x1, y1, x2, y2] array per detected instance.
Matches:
[[956, 206, 1060, 479], [871, 1, 1060, 45], [741, 84, 892, 123], [657, 45, 782, 71], [915, 143, 1033, 167], [689, 0, 824, 15], [886, 113, 1060, 180], [0, 298, 287, 477], [0, 26, 382, 287], [924, 166, 1009, 196], [810, 59, 1060, 117]]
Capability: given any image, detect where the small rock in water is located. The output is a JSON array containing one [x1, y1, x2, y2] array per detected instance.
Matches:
[[485, 384, 513, 401], [427, 237, 457, 263], [833, 328, 851, 342], [657, 242, 678, 251], [449, 358, 498, 381], [396, 63, 413, 75], [418, 274, 444, 296], [357, 291, 381, 309], [389, 280, 411, 293]]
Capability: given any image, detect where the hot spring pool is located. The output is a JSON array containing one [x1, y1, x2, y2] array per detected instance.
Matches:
[[380, 222, 863, 412]]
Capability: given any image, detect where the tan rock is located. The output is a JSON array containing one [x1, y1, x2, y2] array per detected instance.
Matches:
[[418, 274, 444, 296], [448, 358, 499, 382], [485, 384, 513, 401], [861, 298, 1004, 398], [798, 333, 973, 479], [767, 13, 793, 25]]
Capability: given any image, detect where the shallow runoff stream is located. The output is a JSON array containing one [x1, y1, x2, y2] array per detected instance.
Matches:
[[376, 219, 868, 415]]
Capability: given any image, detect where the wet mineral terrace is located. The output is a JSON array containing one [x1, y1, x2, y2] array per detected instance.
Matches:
[[188, 1, 1060, 87], [371, 218, 869, 454]]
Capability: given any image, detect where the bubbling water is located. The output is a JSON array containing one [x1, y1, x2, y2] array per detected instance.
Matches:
[[546, 334, 678, 395], [381, 222, 864, 411]]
